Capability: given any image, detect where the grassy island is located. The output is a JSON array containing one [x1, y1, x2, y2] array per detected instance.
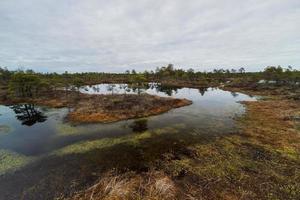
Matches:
[[66, 94, 192, 123]]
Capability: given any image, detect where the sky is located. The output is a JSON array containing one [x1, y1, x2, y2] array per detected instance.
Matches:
[[0, 0, 299, 73]]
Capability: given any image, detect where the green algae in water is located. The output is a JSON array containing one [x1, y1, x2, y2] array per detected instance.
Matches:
[[0, 125, 12, 135], [53, 125, 184, 156], [53, 131, 153, 156], [56, 123, 81, 136], [0, 150, 33, 175]]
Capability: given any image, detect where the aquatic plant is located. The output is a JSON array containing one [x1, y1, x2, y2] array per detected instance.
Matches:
[[0, 150, 33, 175], [55, 123, 81, 136], [53, 125, 184, 156], [0, 125, 11, 135]]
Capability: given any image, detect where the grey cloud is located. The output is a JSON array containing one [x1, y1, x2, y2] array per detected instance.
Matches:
[[0, 0, 299, 72]]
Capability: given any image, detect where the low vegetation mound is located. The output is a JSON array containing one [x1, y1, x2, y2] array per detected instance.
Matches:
[[66, 93, 192, 123]]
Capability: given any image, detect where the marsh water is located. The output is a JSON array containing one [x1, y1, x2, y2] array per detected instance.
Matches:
[[0, 84, 256, 199]]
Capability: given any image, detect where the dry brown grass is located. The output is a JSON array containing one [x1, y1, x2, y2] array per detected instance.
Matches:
[[67, 170, 176, 200], [240, 99, 300, 150]]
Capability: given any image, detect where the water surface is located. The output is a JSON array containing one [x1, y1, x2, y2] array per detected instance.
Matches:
[[0, 84, 256, 170], [0, 84, 258, 199]]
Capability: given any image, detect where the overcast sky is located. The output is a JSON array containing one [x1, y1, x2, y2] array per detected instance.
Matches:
[[0, 0, 299, 73]]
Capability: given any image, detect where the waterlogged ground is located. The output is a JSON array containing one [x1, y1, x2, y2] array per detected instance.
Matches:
[[0, 85, 257, 199]]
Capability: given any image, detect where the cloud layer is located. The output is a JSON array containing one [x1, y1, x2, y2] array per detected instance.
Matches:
[[0, 0, 299, 72]]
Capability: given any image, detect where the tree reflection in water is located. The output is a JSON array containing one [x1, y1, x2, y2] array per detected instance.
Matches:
[[10, 104, 47, 126], [231, 91, 239, 98], [198, 87, 208, 96], [129, 118, 148, 133], [155, 84, 179, 96]]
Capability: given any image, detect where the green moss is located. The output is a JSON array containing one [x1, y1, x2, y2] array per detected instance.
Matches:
[[0, 150, 33, 175], [277, 146, 299, 160]]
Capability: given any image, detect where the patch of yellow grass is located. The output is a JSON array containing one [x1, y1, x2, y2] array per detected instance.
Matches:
[[67, 170, 176, 200]]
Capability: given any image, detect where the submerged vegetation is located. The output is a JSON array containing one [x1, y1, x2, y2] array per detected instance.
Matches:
[[0, 65, 299, 199], [0, 150, 33, 175], [0, 125, 11, 135]]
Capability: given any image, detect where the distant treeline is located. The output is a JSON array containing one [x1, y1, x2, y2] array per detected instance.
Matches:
[[0, 64, 299, 98]]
